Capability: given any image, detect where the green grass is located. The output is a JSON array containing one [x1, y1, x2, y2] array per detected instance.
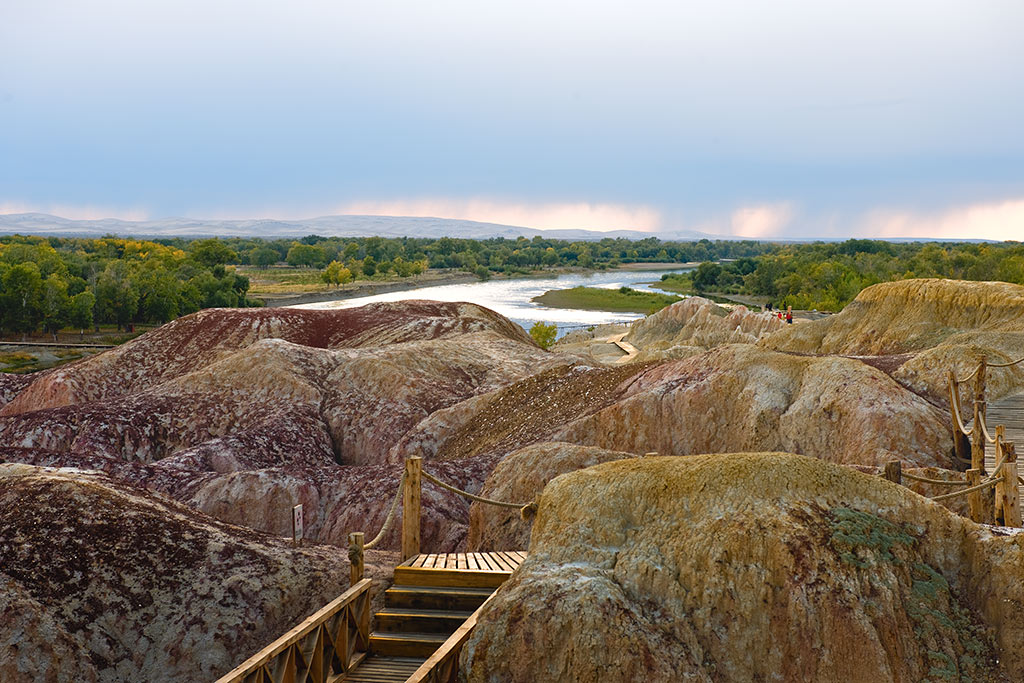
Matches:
[[652, 273, 694, 294], [532, 286, 681, 313]]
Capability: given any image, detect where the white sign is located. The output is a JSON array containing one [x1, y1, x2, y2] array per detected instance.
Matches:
[[292, 504, 304, 544]]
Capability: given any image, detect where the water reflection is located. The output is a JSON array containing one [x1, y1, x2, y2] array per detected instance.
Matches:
[[295, 268, 691, 337]]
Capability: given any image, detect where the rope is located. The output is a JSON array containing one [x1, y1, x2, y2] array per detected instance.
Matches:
[[363, 471, 407, 550], [421, 469, 533, 511], [955, 364, 981, 384], [988, 356, 1024, 368], [977, 412, 997, 445], [901, 471, 969, 487], [948, 378, 972, 437], [930, 475, 1003, 502], [990, 439, 1011, 474]]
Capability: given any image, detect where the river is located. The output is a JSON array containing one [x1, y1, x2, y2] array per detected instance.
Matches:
[[295, 268, 692, 337]]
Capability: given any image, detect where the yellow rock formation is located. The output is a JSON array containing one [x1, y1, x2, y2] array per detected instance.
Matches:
[[463, 453, 1024, 682]]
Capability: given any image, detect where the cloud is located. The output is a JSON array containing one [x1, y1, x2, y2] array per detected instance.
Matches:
[[861, 199, 1024, 241], [0, 202, 149, 222], [335, 199, 662, 232], [726, 203, 797, 238]]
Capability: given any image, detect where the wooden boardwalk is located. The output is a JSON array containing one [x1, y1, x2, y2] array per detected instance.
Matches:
[[217, 552, 526, 683], [984, 390, 1024, 505], [351, 551, 526, 682]]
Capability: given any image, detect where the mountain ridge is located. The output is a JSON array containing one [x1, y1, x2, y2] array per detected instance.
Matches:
[[0, 212, 718, 242]]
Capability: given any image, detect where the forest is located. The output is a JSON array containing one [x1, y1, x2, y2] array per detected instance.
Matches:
[[0, 234, 767, 336], [680, 239, 1024, 311], [1, 233, 1022, 336]]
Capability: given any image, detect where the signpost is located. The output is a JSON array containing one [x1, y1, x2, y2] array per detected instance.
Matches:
[[292, 504, 304, 545]]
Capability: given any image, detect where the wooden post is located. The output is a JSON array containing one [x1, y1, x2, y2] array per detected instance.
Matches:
[[348, 532, 364, 585], [402, 456, 422, 561], [997, 442, 1021, 527], [972, 357, 987, 472], [948, 371, 970, 465], [967, 468, 984, 523], [971, 399, 987, 472], [883, 461, 902, 484]]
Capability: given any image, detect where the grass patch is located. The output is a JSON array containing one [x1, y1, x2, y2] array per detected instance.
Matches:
[[0, 352, 37, 372], [652, 272, 694, 294], [532, 286, 681, 313]]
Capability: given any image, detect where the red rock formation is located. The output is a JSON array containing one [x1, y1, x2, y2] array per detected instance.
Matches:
[[0, 463, 397, 682], [0, 303, 556, 552]]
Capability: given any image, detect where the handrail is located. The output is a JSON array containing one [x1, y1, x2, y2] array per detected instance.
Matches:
[[930, 475, 1003, 502], [948, 375, 972, 437], [216, 578, 373, 683], [977, 411, 997, 445], [407, 592, 497, 683]]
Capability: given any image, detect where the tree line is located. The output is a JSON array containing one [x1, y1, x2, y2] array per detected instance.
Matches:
[[4, 233, 1022, 337], [0, 236, 254, 338], [683, 239, 1024, 311]]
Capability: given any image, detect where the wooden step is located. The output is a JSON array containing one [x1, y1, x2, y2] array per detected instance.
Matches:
[[393, 566, 510, 589], [344, 655, 426, 682], [375, 607, 474, 634], [369, 631, 449, 658], [385, 584, 494, 611]]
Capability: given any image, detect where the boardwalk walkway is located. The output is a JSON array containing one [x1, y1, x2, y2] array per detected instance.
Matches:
[[984, 390, 1024, 503], [217, 551, 526, 683]]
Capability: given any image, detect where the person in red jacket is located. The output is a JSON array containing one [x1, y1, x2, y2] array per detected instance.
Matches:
[[786, 306, 793, 324]]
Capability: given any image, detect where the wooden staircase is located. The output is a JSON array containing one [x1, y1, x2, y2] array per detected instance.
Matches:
[[363, 552, 526, 674]]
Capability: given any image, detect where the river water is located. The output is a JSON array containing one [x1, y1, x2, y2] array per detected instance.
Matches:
[[296, 268, 692, 337]]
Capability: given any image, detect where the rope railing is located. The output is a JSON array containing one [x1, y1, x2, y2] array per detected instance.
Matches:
[[930, 475, 1003, 502], [363, 471, 407, 550], [955, 364, 981, 384], [421, 469, 533, 511], [349, 456, 541, 582], [948, 376, 972, 437], [977, 412, 997, 445], [988, 355, 1024, 368], [900, 471, 970, 487]]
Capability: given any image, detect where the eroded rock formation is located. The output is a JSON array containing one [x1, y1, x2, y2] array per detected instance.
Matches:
[[0, 303, 559, 550], [625, 296, 783, 362], [0, 463, 396, 682], [760, 279, 1024, 402], [467, 442, 637, 551], [462, 453, 1024, 682]]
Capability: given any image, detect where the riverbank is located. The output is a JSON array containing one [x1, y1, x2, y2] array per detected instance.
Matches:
[[532, 286, 682, 314], [259, 262, 697, 308]]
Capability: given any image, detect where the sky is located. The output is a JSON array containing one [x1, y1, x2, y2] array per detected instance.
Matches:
[[1, 0, 1022, 240]]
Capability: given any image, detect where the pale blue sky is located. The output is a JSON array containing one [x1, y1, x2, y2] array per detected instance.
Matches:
[[1, 1, 1022, 239]]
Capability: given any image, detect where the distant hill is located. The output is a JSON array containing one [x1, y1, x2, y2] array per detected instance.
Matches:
[[0, 212, 719, 241]]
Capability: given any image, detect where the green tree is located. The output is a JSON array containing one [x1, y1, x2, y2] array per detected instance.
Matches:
[[136, 267, 181, 323], [95, 261, 139, 329], [190, 239, 238, 268], [529, 321, 558, 350], [286, 243, 327, 268], [69, 290, 96, 337], [361, 255, 377, 277], [2, 262, 44, 338], [692, 261, 723, 292], [250, 247, 279, 268], [321, 260, 353, 286], [40, 274, 70, 339]]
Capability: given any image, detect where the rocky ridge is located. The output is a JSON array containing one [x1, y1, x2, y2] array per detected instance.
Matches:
[[462, 453, 1024, 682], [0, 463, 396, 682]]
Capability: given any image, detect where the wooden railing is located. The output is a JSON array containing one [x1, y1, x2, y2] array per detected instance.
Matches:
[[406, 593, 496, 683], [216, 578, 373, 683], [885, 356, 1023, 527]]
